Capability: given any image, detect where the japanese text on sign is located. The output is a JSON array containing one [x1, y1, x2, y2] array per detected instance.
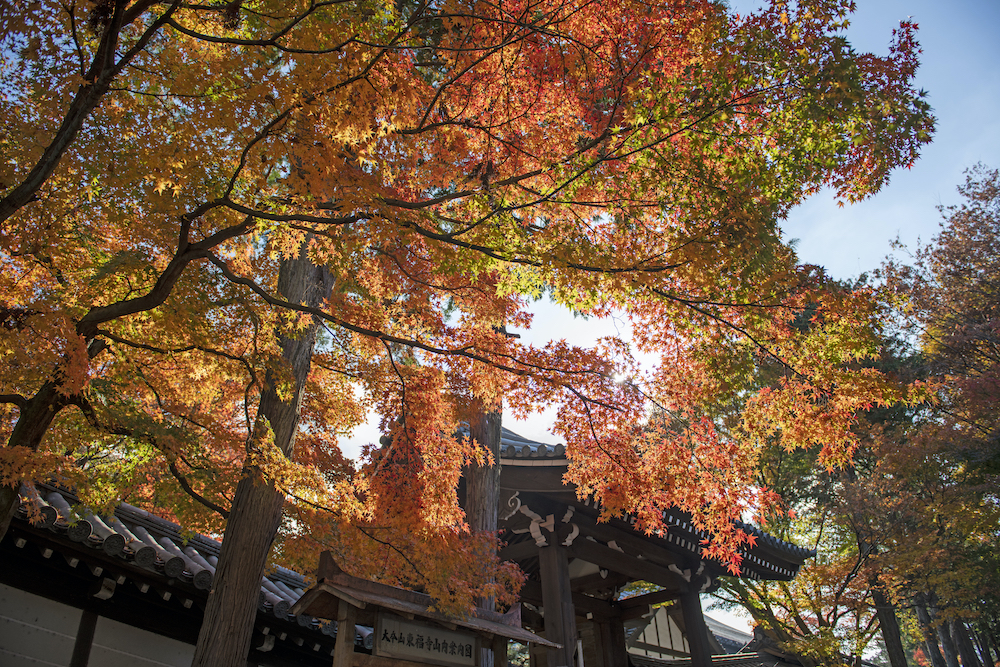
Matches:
[[375, 614, 478, 667]]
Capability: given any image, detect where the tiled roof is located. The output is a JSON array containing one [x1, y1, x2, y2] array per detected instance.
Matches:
[[11, 483, 373, 655], [499, 427, 567, 458]]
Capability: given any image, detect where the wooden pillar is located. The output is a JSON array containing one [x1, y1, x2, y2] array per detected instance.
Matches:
[[333, 599, 357, 667], [596, 614, 628, 667], [530, 642, 549, 667], [493, 635, 510, 667], [69, 609, 98, 667], [538, 543, 578, 667], [678, 588, 711, 667]]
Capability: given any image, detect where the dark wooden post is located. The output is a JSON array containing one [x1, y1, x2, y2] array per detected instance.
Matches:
[[69, 609, 99, 667], [678, 581, 711, 667], [538, 543, 578, 667], [493, 634, 510, 667], [333, 598, 357, 667], [596, 612, 629, 667], [529, 642, 548, 667]]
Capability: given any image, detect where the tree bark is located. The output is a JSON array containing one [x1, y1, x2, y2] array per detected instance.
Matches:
[[953, 621, 983, 667], [932, 607, 960, 667], [465, 404, 501, 536], [465, 402, 502, 667], [0, 381, 72, 539], [975, 627, 996, 667], [915, 596, 948, 667], [872, 586, 909, 667], [191, 248, 335, 667]]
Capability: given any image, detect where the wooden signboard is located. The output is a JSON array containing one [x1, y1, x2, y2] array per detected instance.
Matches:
[[375, 613, 479, 667]]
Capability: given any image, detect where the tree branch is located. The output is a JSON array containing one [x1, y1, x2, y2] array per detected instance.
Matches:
[[0, 394, 27, 409], [168, 460, 231, 519]]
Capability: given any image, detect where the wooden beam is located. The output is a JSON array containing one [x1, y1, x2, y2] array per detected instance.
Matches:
[[569, 512, 681, 569], [569, 571, 631, 594], [519, 580, 615, 620], [500, 540, 542, 564], [353, 654, 446, 667], [565, 540, 683, 590], [619, 588, 681, 612]]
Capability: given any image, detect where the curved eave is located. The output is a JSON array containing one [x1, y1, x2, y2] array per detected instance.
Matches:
[[498, 428, 814, 581]]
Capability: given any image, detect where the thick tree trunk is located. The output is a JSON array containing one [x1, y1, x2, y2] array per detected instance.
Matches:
[[0, 484, 20, 541], [465, 402, 502, 667], [852, 508, 907, 667], [932, 607, 960, 667], [953, 621, 983, 667], [191, 249, 334, 667], [872, 586, 909, 667], [191, 473, 285, 667], [465, 404, 502, 536], [915, 597, 948, 667], [0, 381, 71, 539]]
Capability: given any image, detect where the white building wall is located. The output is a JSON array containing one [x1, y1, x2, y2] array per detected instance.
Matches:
[[0, 582, 194, 667], [91, 615, 194, 667], [0, 583, 80, 667], [627, 607, 689, 658]]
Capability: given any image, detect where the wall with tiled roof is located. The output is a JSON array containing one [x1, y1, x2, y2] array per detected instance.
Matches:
[[4, 483, 372, 667]]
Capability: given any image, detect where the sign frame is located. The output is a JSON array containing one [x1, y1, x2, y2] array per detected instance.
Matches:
[[374, 612, 481, 667]]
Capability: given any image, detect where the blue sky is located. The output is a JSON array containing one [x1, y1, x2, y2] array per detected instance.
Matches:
[[779, 0, 1000, 279]]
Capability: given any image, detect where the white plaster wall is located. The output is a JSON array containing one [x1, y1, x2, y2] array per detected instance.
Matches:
[[0, 582, 80, 666], [0, 582, 195, 667], [91, 615, 194, 667], [628, 607, 688, 657]]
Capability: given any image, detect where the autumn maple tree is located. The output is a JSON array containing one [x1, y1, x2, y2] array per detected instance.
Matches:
[[878, 165, 1000, 667], [713, 169, 1000, 667], [2, 0, 934, 664]]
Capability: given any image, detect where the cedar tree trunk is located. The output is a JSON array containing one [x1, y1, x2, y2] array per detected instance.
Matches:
[[465, 404, 502, 538], [191, 249, 334, 667], [465, 401, 501, 667]]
